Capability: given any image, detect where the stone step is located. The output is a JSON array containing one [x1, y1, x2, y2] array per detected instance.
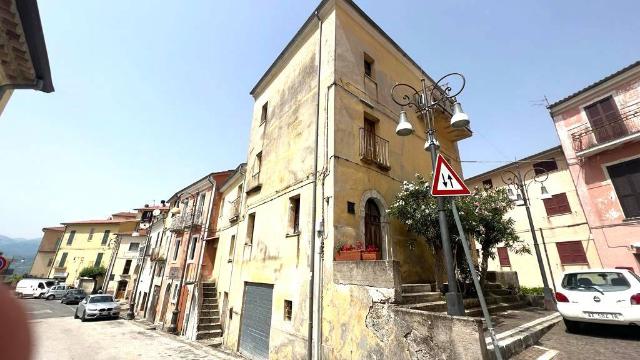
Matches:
[[466, 301, 529, 317], [198, 316, 221, 324], [401, 283, 434, 293], [488, 288, 513, 297], [201, 304, 219, 311], [485, 313, 561, 360], [403, 295, 522, 312], [202, 298, 218, 305], [200, 309, 220, 318], [198, 322, 222, 332], [485, 282, 503, 290], [202, 289, 216, 297], [198, 338, 223, 348], [202, 283, 216, 288], [401, 291, 442, 304], [196, 329, 223, 340]]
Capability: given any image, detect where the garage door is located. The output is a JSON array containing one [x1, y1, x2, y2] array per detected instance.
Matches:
[[239, 283, 274, 359]]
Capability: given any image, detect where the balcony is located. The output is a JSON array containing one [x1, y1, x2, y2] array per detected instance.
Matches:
[[229, 197, 241, 223], [52, 267, 67, 278], [571, 102, 640, 157], [246, 172, 262, 193], [168, 210, 204, 232], [150, 247, 165, 262], [359, 128, 390, 171]]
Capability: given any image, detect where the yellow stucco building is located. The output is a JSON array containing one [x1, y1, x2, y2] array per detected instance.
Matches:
[[29, 226, 64, 278], [216, 1, 474, 358], [467, 146, 602, 289], [49, 216, 137, 288]]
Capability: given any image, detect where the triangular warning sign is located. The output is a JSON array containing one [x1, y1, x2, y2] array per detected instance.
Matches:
[[431, 154, 471, 196]]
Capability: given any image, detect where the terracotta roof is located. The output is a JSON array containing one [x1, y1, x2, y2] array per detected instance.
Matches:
[[111, 212, 137, 218], [134, 205, 170, 211], [548, 60, 640, 110], [60, 219, 136, 226], [42, 226, 65, 232]]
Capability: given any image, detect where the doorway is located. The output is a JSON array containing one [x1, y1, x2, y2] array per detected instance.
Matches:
[[201, 238, 218, 280], [160, 283, 171, 323], [146, 285, 161, 323], [115, 280, 128, 299]]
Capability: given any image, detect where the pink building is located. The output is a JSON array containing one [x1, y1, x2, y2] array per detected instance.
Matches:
[[549, 61, 640, 273]]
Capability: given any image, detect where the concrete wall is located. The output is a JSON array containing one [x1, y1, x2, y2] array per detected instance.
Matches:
[[550, 67, 640, 272], [468, 148, 601, 287], [366, 305, 486, 360]]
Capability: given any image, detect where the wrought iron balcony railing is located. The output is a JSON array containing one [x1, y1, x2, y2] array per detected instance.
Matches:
[[359, 128, 390, 170], [571, 102, 640, 154]]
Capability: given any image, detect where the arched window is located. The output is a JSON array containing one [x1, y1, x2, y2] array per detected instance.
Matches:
[[364, 199, 382, 250]]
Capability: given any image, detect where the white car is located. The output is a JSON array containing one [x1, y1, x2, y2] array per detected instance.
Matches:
[[74, 294, 121, 321], [556, 269, 640, 332]]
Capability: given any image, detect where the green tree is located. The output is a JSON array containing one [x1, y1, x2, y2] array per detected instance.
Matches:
[[79, 265, 106, 294], [388, 175, 529, 289]]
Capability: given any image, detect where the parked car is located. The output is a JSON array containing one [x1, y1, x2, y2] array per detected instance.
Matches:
[[556, 269, 640, 332], [61, 289, 86, 305], [44, 284, 70, 300], [74, 294, 120, 321], [15, 279, 57, 298]]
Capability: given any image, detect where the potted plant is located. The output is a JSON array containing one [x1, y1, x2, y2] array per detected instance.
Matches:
[[362, 244, 381, 260], [335, 242, 362, 261]]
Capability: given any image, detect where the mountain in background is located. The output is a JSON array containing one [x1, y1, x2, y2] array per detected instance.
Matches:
[[0, 235, 41, 275]]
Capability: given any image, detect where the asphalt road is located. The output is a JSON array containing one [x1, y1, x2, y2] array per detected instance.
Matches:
[[515, 321, 640, 359], [22, 297, 77, 320], [18, 297, 238, 360]]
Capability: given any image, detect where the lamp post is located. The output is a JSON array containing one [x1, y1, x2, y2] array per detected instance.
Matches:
[[391, 73, 470, 316], [500, 167, 556, 310]]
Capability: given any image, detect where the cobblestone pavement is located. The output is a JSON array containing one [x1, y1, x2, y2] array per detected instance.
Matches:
[[28, 309, 240, 359], [514, 321, 640, 360]]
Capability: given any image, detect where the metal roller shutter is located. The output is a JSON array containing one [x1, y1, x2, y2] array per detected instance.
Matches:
[[239, 283, 274, 359]]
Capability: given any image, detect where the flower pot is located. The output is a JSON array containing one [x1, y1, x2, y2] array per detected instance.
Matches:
[[335, 250, 362, 261], [361, 251, 381, 261]]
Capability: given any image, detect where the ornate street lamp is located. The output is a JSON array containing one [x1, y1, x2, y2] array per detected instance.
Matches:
[[391, 73, 469, 316], [501, 167, 556, 310]]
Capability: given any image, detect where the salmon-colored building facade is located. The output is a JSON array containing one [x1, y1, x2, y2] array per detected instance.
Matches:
[[549, 61, 640, 273]]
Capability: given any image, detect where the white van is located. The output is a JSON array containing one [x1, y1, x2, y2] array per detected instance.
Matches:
[[15, 278, 58, 298]]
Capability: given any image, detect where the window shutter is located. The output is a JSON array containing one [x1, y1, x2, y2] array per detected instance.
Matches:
[[556, 241, 587, 265], [497, 247, 510, 266], [543, 193, 571, 216], [608, 158, 640, 218]]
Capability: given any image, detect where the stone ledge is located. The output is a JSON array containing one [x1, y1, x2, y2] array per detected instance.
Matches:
[[333, 260, 402, 302]]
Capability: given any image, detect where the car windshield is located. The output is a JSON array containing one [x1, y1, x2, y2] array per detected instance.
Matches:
[[45, 281, 56, 287], [562, 272, 630, 292], [89, 295, 114, 303], [70, 290, 84, 295]]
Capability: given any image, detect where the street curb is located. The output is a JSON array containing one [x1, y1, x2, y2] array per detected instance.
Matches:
[[126, 318, 242, 359], [486, 312, 561, 360]]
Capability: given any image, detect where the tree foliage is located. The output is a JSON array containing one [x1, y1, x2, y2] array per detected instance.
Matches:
[[79, 265, 106, 279], [388, 174, 529, 287]]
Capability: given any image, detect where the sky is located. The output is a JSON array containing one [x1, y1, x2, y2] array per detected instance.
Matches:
[[1, 0, 639, 239]]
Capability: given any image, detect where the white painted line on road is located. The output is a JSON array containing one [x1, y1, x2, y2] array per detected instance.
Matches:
[[533, 345, 559, 360], [27, 309, 52, 314]]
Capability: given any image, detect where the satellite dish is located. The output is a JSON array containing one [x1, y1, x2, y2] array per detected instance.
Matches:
[[152, 209, 161, 216]]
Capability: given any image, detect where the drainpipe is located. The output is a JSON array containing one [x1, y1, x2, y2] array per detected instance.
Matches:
[[167, 192, 199, 334], [539, 228, 556, 292], [308, 10, 323, 360]]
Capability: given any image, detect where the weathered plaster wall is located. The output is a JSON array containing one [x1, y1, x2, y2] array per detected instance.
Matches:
[[551, 74, 640, 272]]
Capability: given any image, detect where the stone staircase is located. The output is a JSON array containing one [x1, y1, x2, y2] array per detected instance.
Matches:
[[195, 282, 223, 348], [399, 282, 528, 317]]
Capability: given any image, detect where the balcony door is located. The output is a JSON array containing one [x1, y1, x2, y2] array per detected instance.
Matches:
[[364, 199, 382, 251], [585, 96, 627, 143]]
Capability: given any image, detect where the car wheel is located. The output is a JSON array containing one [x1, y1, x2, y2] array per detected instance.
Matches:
[[37, 293, 43, 299], [81, 310, 87, 322], [46, 295, 55, 300], [563, 318, 581, 333]]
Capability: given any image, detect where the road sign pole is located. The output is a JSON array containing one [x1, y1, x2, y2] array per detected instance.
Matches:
[[451, 201, 503, 360]]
